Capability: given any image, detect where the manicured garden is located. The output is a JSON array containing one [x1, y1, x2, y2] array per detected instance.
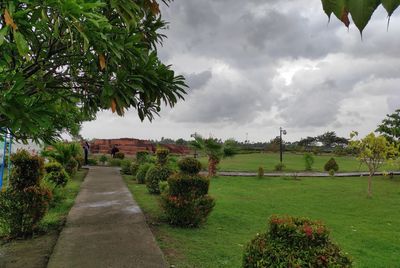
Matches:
[[124, 174, 400, 267], [199, 152, 399, 173]]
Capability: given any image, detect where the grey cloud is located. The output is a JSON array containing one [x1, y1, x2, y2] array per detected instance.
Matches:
[[185, 71, 212, 90]]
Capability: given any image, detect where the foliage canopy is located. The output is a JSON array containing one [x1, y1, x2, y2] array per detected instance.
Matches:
[[0, 0, 186, 142]]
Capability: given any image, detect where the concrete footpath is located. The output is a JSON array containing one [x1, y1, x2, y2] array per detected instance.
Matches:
[[47, 167, 167, 268], [213, 171, 400, 177]]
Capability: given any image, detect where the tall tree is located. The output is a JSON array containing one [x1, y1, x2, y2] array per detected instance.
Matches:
[[0, 0, 186, 142], [321, 0, 400, 34], [376, 109, 400, 144], [317, 131, 348, 148]]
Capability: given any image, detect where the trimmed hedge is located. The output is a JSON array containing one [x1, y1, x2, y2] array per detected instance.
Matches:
[[177, 157, 202, 175], [145, 166, 172, 194], [136, 151, 149, 164], [156, 148, 170, 166], [168, 173, 209, 198], [44, 162, 69, 187], [120, 160, 132, 175], [243, 215, 352, 268], [130, 162, 140, 176]]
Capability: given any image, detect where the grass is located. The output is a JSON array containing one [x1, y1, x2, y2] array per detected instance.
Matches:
[[199, 152, 399, 173], [124, 175, 400, 268]]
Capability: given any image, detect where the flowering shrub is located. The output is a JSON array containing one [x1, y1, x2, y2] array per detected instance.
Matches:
[[161, 158, 214, 227], [0, 150, 52, 237], [324, 158, 339, 172], [177, 157, 202, 175], [243, 215, 352, 268], [156, 148, 170, 166]]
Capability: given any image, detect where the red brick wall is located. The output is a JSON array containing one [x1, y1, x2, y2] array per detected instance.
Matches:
[[90, 138, 190, 155]]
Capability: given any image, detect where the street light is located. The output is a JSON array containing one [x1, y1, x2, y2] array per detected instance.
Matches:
[[280, 127, 287, 163], [190, 132, 198, 158]]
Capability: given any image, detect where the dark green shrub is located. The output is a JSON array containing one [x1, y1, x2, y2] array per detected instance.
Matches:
[[178, 157, 202, 175], [44, 162, 69, 187], [136, 163, 153, 184], [304, 153, 315, 171], [65, 158, 78, 176], [168, 173, 210, 198], [0, 150, 52, 237], [136, 151, 149, 164], [161, 158, 214, 227], [99, 154, 108, 165], [243, 215, 352, 268], [130, 162, 140, 176], [9, 150, 44, 190], [87, 158, 98, 166], [115, 152, 125, 159], [274, 163, 285, 171], [120, 160, 132, 175], [258, 167, 264, 178], [324, 158, 339, 172], [156, 148, 170, 165], [109, 158, 122, 167], [329, 169, 335, 177], [159, 181, 169, 193], [145, 166, 172, 194]]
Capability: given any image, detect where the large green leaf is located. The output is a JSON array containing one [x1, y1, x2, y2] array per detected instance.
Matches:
[[381, 0, 400, 15], [348, 0, 380, 34], [13, 31, 29, 57]]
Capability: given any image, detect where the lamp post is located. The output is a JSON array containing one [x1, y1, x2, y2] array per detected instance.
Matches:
[[190, 132, 198, 158], [280, 127, 287, 163]]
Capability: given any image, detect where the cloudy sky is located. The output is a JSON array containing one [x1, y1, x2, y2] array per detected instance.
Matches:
[[81, 1, 400, 142]]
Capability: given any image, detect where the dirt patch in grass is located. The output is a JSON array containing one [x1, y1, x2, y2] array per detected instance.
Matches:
[[0, 230, 59, 268]]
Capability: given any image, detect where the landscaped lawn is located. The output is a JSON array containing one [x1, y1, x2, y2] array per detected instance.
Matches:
[[199, 152, 399, 173], [124, 175, 400, 268]]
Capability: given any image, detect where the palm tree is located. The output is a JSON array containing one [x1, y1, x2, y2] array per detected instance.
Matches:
[[190, 137, 238, 177]]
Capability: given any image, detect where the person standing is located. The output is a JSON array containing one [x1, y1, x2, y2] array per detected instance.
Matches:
[[83, 141, 90, 165], [111, 145, 119, 158]]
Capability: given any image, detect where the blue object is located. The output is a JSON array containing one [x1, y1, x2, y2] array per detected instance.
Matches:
[[0, 129, 12, 189], [0, 131, 7, 189]]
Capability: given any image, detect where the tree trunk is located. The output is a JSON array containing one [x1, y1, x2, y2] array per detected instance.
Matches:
[[367, 175, 372, 198], [208, 156, 219, 177]]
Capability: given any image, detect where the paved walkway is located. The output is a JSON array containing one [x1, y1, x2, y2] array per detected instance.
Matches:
[[47, 167, 167, 268], [212, 171, 400, 177]]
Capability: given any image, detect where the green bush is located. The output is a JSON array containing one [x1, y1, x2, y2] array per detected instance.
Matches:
[[136, 151, 150, 164], [136, 163, 153, 184], [304, 153, 315, 171], [75, 156, 84, 169], [324, 158, 339, 172], [258, 167, 264, 178], [99, 154, 108, 165], [159, 181, 169, 193], [161, 158, 214, 227], [120, 160, 132, 175], [274, 163, 285, 171], [65, 158, 78, 176], [44, 162, 69, 187], [130, 162, 140, 176], [243, 215, 352, 268], [0, 150, 52, 237], [115, 152, 125, 159], [329, 169, 335, 177], [87, 158, 98, 166], [178, 157, 202, 175], [145, 166, 172, 194], [109, 158, 122, 167], [156, 148, 170, 165]]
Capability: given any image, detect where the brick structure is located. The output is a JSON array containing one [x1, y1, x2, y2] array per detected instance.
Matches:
[[90, 138, 190, 156]]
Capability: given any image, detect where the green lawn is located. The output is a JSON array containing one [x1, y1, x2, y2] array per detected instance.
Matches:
[[124, 175, 400, 268], [199, 153, 399, 173]]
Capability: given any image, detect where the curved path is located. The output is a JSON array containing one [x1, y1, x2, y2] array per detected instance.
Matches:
[[47, 166, 167, 268], [210, 171, 400, 177]]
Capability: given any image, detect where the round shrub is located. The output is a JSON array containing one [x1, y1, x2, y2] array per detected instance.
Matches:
[[136, 163, 153, 184], [274, 163, 285, 171], [130, 162, 140, 176], [87, 158, 98, 166], [156, 148, 170, 165], [120, 160, 132, 175], [177, 157, 202, 175], [145, 166, 172, 194], [243, 215, 352, 268], [115, 152, 125, 159], [99, 154, 108, 165], [304, 153, 314, 171], [324, 158, 339, 172], [161, 172, 214, 228], [65, 158, 78, 176], [168, 173, 210, 198], [44, 162, 69, 187], [258, 167, 264, 178], [108, 158, 122, 167], [9, 150, 44, 190], [329, 169, 335, 177]]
